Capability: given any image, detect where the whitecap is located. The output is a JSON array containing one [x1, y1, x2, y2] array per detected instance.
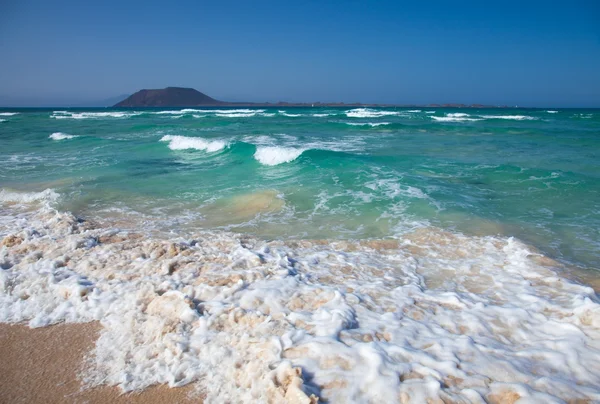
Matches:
[[345, 108, 400, 118], [345, 122, 391, 127], [0, 112, 19, 116], [51, 111, 141, 119], [215, 112, 258, 117], [49, 132, 78, 140], [431, 114, 482, 122], [159, 135, 227, 152], [254, 146, 304, 166], [406, 110, 422, 113], [547, 110, 558, 114], [479, 115, 537, 120], [278, 111, 302, 117]]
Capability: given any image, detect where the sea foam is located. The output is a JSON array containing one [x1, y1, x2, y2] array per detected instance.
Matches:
[[345, 108, 400, 118], [51, 111, 141, 119], [254, 146, 304, 166], [479, 115, 537, 120], [345, 122, 391, 127], [0, 204, 599, 403], [0, 188, 59, 204], [159, 135, 227, 152], [431, 113, 482, 122], [0, 112, 19, 116], [49, 132, 78, 140]]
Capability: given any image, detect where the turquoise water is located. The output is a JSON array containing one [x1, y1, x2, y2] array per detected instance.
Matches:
[[1, 107, 599, 270]]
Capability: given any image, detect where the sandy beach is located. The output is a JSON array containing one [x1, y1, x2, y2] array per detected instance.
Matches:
[[0, 322, 200, 403]]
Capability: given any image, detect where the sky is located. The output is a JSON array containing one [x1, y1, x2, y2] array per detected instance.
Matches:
[[0, 0, 599, 107]]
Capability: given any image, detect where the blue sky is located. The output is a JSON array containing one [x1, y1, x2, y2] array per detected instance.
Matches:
[[0, 0, 599, 106]]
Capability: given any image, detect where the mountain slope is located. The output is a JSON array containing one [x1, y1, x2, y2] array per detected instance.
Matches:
[[114, 87, 223, 107]]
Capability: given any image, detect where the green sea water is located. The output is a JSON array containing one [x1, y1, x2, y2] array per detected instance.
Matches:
[[1, 107, 599, 271]]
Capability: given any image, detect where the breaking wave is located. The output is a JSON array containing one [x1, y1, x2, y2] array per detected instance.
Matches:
[[51, 111, 141, 119], [159, 135, 227, 152], [479, 115, 537, 120], [345, 108, 400, 118], [345, 122, 391, 127], [253, 146, 305, 166], [49, 132, 78, 140], [431, 113, 482, 122]]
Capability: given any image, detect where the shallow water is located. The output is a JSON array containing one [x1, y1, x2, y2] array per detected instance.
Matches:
[[1, 107, 599, 402]]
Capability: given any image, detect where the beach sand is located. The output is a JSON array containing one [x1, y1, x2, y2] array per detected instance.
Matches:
[[0, 322, 201, 404]]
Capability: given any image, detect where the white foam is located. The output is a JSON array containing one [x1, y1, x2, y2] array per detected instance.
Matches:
[[425, 111, 436, 114], [0, 112, 18, 116], [215, 112, 258, 118], [0, 188, 59, 204], [407, 110, 422, 113], [345, 108, 400, 118], [431, 115, 482, 122], [345, 122, 391, 127], [51, 111, 141, 119], [254, 146, 304, 166], [1, 207, 599, 402], [0, 119, 5, 123], [49, 132, 78, 140], [547, 110, 558, 114], [278, 111, 302, 117], [212, 109, 265, 114], [159, 135, 227, 152], [312, 113, 334, 117], [479, 115, 537, 120], [431, 112, 483, 122]]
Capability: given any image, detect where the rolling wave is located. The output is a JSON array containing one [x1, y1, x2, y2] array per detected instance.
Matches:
[[49, 132, 78, 140], [253, 146, 305, 166], [159, 135, 228, 152]]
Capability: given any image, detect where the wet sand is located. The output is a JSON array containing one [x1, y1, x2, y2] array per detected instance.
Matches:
[[0, 322, 201, 404]]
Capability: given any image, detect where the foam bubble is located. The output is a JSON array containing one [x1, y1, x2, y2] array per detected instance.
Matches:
[[159, 135, 227, 152], [254, 146, 304, 166], [49, 132, 78, 140]]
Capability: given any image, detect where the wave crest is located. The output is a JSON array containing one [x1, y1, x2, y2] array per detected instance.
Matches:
[[254, 146, 304, 166], [159, 135, 227, 152], [49, 132, 78, 140], [345, 108, 400, 118]]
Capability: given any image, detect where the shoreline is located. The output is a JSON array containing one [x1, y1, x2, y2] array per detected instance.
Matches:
[[0, 322, 200, 403], [1, 199, 599, 402]]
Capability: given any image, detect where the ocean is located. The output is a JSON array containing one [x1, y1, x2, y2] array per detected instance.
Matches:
[[1, 107, 599, 402]]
